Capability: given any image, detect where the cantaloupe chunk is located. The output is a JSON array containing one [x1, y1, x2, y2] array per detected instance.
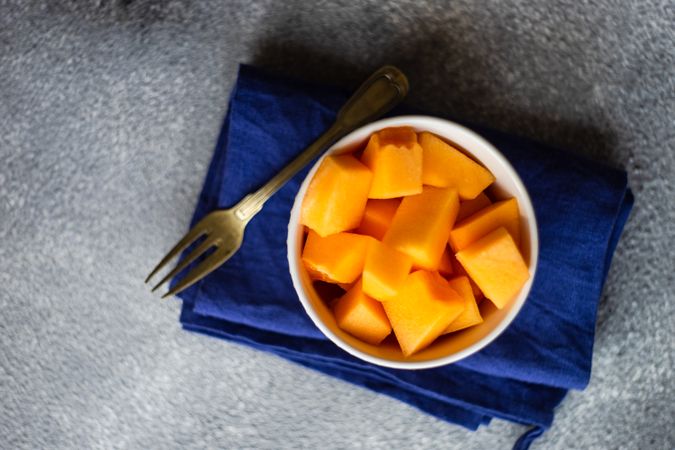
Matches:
[[456, 192, 492, 222], [361, 127, 423, 199], [357, 198, 401, 240], [362, 240, 413, 301], [444, 276, 483, 333], [449, 198, 521, 252], [383, 270, 465, 356], [419, 132, 495, 200], [383, 187, 459, 269], [334, 280, 392, 345], [436, 247, 454, 277], [456, 227, 529, 309], [451, 257, 484, 299], [376, 126, 418, 145], [302, 231, 372, 284], [301, 154, 373, 237]]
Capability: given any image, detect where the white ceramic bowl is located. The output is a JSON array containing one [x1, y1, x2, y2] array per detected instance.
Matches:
[[287, 116, 538, 369]]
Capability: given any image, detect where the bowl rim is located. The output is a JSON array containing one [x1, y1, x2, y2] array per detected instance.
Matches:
[[287, 115, 539, 370]]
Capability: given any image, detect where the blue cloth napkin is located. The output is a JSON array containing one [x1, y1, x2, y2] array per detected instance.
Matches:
[[176, 65, 633, 449]]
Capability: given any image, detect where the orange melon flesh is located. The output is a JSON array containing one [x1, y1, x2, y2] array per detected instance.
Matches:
[[419, 131, 495, 200], [361, 127, 423, 199], [383, 187, 460, 269], [376, 126, 418, 146], [302, 231, 372, 284], [300, 154, 373, 237], [334, 280, 392, 345], [362, 240, 413, 301], [449, 198, 521, 252], [456, 227, 529, 309], [383, 270, 465, 356], [444, 276, 483, 333], [357, 198, 401, 240], [436, 247, 454, 277], [451, 257, 484, 299], [457, 192, 492, 222]]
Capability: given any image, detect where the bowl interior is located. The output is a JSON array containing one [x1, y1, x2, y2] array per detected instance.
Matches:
[[288, 116, 538, 369]]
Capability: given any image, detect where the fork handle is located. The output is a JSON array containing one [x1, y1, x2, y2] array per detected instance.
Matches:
[[234, 65, 409, 221]]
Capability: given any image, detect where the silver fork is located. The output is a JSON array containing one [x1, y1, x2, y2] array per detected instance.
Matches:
[[146, 66, 409, 297]]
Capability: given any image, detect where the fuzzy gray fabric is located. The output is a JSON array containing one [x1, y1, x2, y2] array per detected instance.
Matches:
[[1, 1, 673, 449]]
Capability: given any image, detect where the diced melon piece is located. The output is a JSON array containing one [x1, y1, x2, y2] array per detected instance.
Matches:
[[444, 276, 483, 333], [436, 247, 454, 277], [301, 154, 373, 237], [334, 280, 392, 345], [457, 192, 492, 222], [302, 231, 372, 284], [362, 240, 413, 301], [383, 270, 465, 356], [456, 227, 529, 309], [375, 126, 418, 145], [451, 257, 484, 299], [383, 187, 460, 269], [357, 198, 401, 240], [361, 127, 423, 199], [419, 131, 495, 200], [449, 198, 521, 252]]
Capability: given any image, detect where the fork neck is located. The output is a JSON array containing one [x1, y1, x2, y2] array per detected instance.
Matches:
[[233, 193, 266, 222]]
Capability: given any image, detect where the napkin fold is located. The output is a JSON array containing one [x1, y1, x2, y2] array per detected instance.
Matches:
[[176, 65, 633, 449]]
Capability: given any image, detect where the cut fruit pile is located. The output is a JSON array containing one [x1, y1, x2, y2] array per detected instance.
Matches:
[[300, 127, 530, 356]]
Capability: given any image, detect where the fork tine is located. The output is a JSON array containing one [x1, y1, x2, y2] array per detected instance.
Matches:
[[150, 237, 217, 292], [145, 219, 209, 283], [161, 246, 233, 299]]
